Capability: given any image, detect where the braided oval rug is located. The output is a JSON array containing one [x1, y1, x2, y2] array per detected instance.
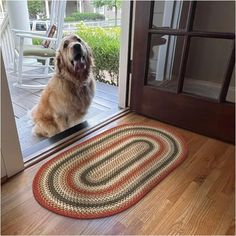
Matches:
[[33, 123, 188, 219]]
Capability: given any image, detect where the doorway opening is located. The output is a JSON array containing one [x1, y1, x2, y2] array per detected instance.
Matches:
[[1, 0, 131, 162]]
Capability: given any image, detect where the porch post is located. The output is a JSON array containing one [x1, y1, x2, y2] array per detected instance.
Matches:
[[79, 0, 83, 13], [45, 0, 50, 19], [0, 0, 4, 14], [6, 0, 31, 45]]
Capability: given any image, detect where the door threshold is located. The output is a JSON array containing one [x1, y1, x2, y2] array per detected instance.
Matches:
[[24, 108, 130, 168]]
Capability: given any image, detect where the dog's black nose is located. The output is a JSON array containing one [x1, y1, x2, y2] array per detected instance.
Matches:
[[73, 44, 81, 53]]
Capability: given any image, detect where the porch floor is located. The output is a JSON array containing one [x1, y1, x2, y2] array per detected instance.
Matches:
[[7, 75, 120, 155]]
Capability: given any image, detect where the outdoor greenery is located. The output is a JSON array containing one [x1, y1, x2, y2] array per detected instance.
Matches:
[[32, 38, 42, 45], [92, 0, 122, 26], [76, 23, 120, 86], [27, 0, 45, 19], [32, 23, 121, 86], [64, 12, 105, 22]]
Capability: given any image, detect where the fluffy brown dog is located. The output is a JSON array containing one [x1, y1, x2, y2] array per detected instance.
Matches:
[[31, 34, 95, 137]]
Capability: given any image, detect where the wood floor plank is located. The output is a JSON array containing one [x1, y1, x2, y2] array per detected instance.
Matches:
[[12, 103, 27, 118], [1, 113, 235, 235], [12, 93, 41, 111], [95, 90, 118, 103], [93, 96, 118, 109], [95, 82, 118, 95]]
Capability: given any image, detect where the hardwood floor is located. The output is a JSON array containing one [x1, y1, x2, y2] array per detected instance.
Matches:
[[1, 113, 235, 235], [7, 74, 119, 155]]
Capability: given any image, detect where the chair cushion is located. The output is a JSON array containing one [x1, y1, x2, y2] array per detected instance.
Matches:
[[23, 45, 56, 57]]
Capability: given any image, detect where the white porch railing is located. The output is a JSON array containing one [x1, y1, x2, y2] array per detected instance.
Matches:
[[63, 19, 121, 32], [0, 11, 6, 25], [1, 14, 14, 70]]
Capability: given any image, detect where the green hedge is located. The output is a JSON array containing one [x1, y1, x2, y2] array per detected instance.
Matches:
[[65, 12, 105, 22], [76, 23, 120, 86]]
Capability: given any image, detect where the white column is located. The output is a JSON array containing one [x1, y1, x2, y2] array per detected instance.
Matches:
[[79, 0, 82, 13], [0, 0, 4, 14], [45, 0, 50, 19], [6, 0, 31, 45]]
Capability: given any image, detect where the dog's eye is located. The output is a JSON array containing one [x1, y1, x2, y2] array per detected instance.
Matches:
[[77, 38, 81, 42], [64, 41, 69, 48]]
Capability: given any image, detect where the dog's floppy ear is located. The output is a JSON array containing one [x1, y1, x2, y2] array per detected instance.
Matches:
[[55, 50, 63, 74]]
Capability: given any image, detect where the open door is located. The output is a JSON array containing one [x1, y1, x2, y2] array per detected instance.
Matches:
[[131, 1, 235, 143]]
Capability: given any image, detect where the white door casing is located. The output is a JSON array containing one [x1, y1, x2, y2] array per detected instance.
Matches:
[[1, 52, 24, 178], [118, 0, 131, 108]]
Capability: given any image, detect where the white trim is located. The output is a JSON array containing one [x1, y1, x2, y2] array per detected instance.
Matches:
[[118, 0, 131, 108], [1, 51, 24, 177]]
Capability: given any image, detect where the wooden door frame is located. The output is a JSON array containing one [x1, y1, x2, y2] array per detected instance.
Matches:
[[131, 1, 235, 143]]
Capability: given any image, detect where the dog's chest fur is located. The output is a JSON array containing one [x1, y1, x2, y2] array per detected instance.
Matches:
[[49, 76, 95, 116]]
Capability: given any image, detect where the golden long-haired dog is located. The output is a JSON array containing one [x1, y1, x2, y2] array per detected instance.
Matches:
[[31, 34, 95, 137]]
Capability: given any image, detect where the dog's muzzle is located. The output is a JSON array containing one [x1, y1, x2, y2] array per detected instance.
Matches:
[[72, 43, 86, 72]]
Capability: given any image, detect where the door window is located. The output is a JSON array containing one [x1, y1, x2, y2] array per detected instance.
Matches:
[[147, 35, 184, 92], [183, 37, 233, 100], [226, 67, 235, 103], [152, 1, 189, 29], [149, 0, 235, 102], [193, 1, 235, 33]]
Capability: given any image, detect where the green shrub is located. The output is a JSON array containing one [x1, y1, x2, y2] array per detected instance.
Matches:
[[32, 38, 42, 45], [64, 16, 75, 22], [75, 23, 120, 86], [64, 12, 105, 22]]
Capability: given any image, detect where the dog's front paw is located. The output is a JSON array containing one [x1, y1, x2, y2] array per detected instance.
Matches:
[[32, 124, 54, 138], [32, 125, 47, 137]]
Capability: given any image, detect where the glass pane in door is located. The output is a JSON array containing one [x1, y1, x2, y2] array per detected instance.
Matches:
[[226, 67, 235, 103], [152, 0, 189, 29], [183, 37, 233, 100], [147, 35, 184, 92], [193, 1, 235, 33]]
